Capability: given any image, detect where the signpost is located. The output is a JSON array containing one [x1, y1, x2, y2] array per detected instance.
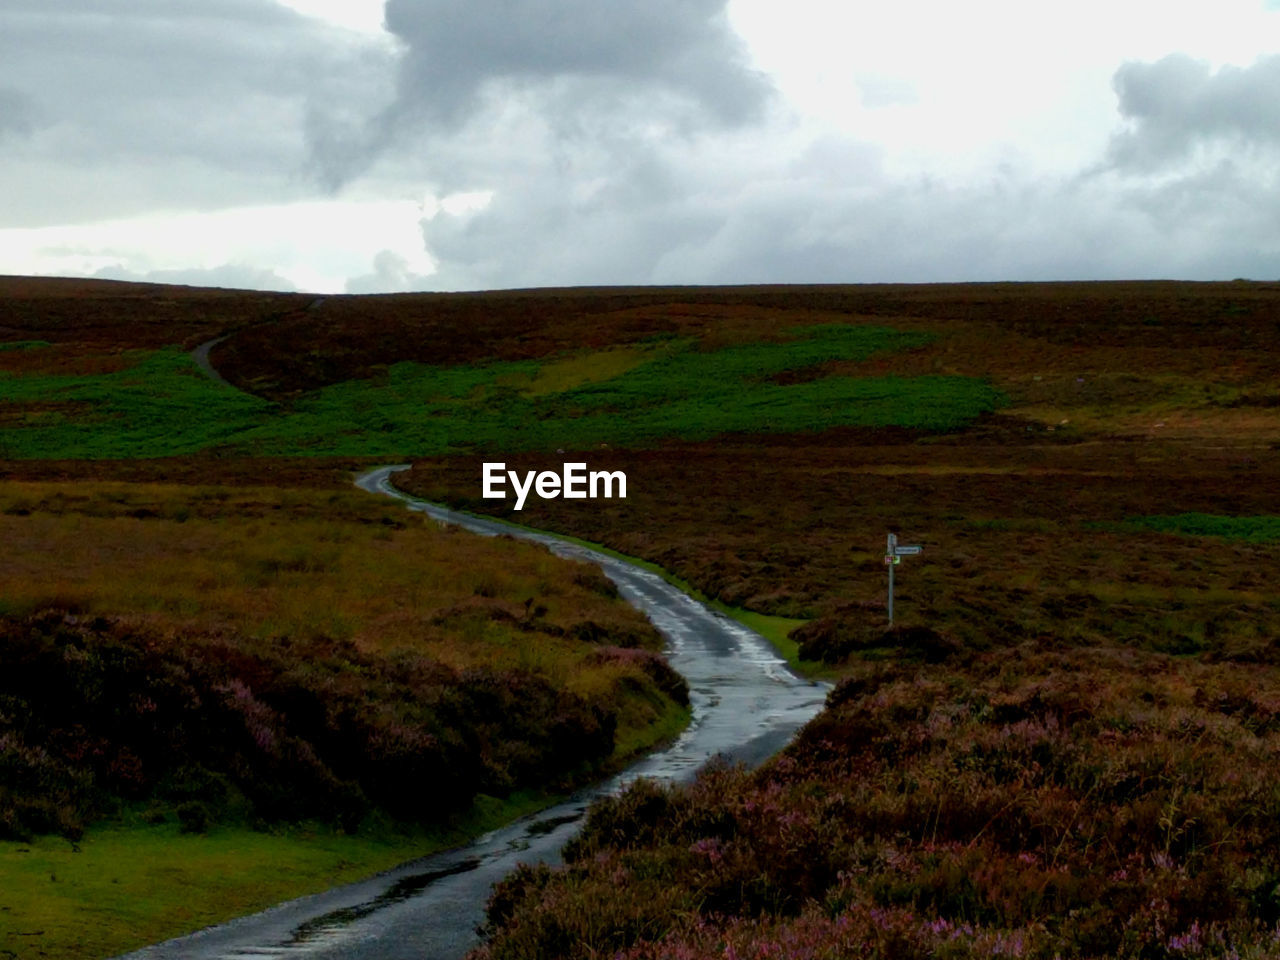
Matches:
[[885, 533, 923, 625]]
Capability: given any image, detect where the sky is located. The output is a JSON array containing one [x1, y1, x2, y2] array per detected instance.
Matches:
[[0, 0, 1277, 293]]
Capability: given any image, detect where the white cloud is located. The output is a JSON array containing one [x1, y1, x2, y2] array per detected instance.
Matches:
[[94, 263, 299, 291], [0, 199, 435, 293], [273, 0, 388, 35], [3, 0, 1280, 291]]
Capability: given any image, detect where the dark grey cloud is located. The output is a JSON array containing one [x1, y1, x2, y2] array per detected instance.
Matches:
[[383, 0, 768, 125], [308, 0, 770, 188], [1108, 53, 1280, 169]]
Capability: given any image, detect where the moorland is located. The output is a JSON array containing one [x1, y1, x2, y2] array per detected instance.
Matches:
[[2, 275, 1280, 958]]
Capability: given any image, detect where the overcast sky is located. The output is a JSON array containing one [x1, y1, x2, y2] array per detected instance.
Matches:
[[1, 0, 1277, 293]]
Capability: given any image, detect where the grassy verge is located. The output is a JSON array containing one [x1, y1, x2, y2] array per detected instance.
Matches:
[[0, 677, 691, 960], [0, 790, 558, 960]]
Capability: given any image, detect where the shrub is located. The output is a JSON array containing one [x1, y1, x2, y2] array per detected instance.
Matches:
[[176, 801, 211, 835], [0, 610, 652, 838], [474, 646, 1280, 959]]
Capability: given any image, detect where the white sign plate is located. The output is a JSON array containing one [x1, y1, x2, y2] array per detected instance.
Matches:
[[894, 545, 922, 555]]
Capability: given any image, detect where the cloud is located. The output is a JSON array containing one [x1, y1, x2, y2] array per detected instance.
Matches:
[[0, 87, 38, 140], [93, 262, 298, 291], [384, 0, 768, 124], [413, 110, 1280, 293], [0, 0, 392, 227], [345, 250, 435, 293], [654, 170, 1280, 285], [6, 0, 1277, 292], [307, 0, 771, 188], [855, 74, 919, 109], [1108, 53, 1280, 169]]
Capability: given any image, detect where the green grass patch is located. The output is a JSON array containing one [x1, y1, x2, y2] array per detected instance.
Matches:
[[0, 326, 1004, 459], [712, 605, 826, 676], [0, 348, 273, 458], [1124, 513, 1280, 543], [612, 698, 693, 761], [0, 340, 51, 351], [0, 792, 565, 960]]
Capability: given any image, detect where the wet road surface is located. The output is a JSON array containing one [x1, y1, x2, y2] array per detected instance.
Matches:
[[115, 466, 828, 960]]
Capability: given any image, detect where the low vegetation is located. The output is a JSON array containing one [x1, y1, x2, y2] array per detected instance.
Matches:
[[0, 325, 1000, 458], [475, 648, 1280, 959], [0, 481, 687, 841], [401, 440, 1280, 664], [5, 277, 1280, 959], [0, 481, 688, 956], [1124, 513, 1280, 544]]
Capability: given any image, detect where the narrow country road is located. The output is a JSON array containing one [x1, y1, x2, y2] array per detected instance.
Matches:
[[190, 335, 231, 386], [115, 465, 828, 960]]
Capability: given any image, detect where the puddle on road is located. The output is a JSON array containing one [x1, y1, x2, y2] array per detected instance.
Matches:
[[278, 857, 484, 950], [524, 811, 584, 837]]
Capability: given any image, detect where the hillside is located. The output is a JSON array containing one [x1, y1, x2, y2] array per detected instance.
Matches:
[[3, 277, 1280, 958]]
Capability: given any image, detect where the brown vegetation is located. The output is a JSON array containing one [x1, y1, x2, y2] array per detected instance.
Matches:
[[0, 482, 686, 840], [475, 647, 1280, 958], [5, 276, 1280, 957]]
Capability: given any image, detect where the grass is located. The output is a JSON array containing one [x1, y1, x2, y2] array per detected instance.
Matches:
[[0, 326, 1003, 459], [0, 481, 693, 958], [611, 699, 693, 763], [718, 606, 822, 673], [0, 791, 560, 960], [0, 348, 272, 458], [1124, 513, 1280, 543], [0, 481, 658, 657], [516, 346, 657, 396]]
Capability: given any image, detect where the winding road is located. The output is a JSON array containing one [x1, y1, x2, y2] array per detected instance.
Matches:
[[115, 466, 828, 960], [190, 335, 231, 386]]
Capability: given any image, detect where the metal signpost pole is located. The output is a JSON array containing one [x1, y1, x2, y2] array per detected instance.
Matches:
[[887, 533, 896, 625], [888, 552, 895, 624], [885, 533, 922, 626]]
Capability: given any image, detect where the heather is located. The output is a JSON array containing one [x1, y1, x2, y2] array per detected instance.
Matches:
[[0, 482, 689, 840], [473, 647, 1280, 959], [5, 278, 1280, 958], [403, 440, 1280, 663], [0, 611, 685, 840]]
